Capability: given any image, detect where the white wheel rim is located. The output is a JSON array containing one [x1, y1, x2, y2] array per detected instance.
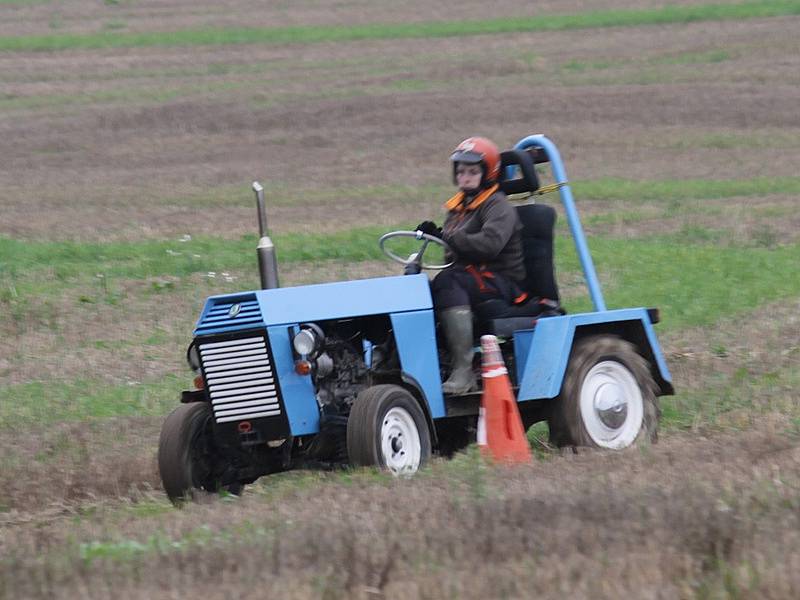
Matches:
[[579, 360, 644, 449], [380, 407, 422, 475]]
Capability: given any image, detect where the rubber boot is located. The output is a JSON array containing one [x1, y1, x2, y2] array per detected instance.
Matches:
[[440, 306, 477, 395]]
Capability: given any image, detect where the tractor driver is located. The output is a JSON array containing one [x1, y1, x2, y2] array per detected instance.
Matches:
[[416, 137, 525, 395]]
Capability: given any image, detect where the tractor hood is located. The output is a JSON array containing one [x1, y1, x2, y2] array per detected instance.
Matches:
[[194, 273, 433, 336]]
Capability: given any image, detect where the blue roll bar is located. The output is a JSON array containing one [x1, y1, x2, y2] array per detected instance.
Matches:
[[513, 134, 607, 312]]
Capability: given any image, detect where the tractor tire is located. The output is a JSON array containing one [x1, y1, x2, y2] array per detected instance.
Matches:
[[158, 402, 242, 505], [347, 384, 431, 475], [548, 335, 659, 449]]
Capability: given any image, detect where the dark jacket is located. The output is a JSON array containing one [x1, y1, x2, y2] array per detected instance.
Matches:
[[441, 185, 525, 282]]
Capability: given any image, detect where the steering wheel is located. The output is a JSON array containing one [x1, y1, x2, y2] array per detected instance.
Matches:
[[379, 230, 454, 271]]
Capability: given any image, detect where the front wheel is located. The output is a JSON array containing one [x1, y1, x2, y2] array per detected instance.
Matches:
[[347, 385, 432, 475], [158, 402, 242, 504], [549, 335, 659, 449]]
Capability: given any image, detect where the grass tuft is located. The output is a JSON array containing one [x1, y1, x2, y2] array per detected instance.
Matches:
[[2, 1, 800, 52]]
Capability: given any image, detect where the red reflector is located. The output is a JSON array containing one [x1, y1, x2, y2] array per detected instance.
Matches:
[[193, 374, 204, 389], [295, 359, 312, 375], [238, 421, 252, 434]]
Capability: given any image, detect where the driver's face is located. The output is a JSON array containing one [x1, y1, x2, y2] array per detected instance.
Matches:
[[455, 162, 482, 192]]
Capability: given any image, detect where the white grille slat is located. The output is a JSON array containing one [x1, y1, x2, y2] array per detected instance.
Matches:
[[214, 400, 280, 414], [200, 341, 265, 356], [212, 392, 278, 407], [198, 335, 282, 425], [209, 384, 276, 398], [215, 404, 282, 418], [206, 368, 272, 388], [199, 336, 263, 350], [216, 410, 281, 423], [210, 391, 278, 405], [208, 379, 276, 393], [202, 349, 269, 365], [204, 360, 271, 374]]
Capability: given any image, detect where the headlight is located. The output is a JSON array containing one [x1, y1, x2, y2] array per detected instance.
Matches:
[[186, 342, 200, 373], [292, 324, 323, 357]]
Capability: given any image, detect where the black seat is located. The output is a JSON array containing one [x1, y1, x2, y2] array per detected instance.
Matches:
[[477, 149, 564, 336]]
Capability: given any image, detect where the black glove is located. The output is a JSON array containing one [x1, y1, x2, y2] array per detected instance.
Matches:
[[415, 221, 442, 239]]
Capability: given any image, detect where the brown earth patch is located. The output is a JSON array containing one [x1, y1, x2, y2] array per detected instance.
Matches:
[[1, 18, 799, 241], [0, 0, 753, 37], [578, 195, 800, 246], [1, 4, 799, 596]]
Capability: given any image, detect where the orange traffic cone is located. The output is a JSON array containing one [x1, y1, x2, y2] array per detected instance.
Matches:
[[476, 335, 532, 464]]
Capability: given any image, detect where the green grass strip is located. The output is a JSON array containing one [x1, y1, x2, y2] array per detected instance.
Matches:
[[572, 176, 800, 202], [572, 238, 800, 330], [3, 232, 800, 332], [0, 227, 393, 281], [0, 376, 185, 428], [2, 1, 799, 52], [661, 364, 800, 431]]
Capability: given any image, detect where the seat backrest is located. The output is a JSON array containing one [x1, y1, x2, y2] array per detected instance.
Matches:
[[497, 148, 559, 301], [498, 149, 539, 196], [516, 203, 560, 302]]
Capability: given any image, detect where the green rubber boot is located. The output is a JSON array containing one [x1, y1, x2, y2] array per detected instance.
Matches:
[[440, 306, 477, 395]]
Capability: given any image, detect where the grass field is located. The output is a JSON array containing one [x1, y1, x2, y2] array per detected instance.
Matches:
[[1, 1, 799, 598]]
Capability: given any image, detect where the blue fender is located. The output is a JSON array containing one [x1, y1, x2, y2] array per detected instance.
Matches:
[[515, 308, 673, 402], [390, 310, 445, 419]]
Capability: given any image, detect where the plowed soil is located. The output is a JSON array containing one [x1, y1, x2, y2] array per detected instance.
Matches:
[[1, 1, 799, 598]]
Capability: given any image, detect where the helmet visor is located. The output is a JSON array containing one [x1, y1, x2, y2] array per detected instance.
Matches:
[[450, 149, 484, 164]]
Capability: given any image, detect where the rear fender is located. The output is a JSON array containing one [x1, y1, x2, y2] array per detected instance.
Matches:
[[516, 308, 673, 402]]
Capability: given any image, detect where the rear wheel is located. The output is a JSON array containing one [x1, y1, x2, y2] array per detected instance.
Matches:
[[347, 385, 431, 475], [549, 335, 659, 449], [158, 402, 242, 504]]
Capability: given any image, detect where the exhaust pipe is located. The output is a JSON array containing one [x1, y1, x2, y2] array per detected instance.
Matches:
[[252, 181, 280, 290]]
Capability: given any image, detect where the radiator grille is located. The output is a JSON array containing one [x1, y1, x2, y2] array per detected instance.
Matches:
[[194, 297, 262, 336], [199, 335, 282, 424]]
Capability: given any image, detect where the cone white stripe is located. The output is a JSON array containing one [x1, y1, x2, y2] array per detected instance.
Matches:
[[476, 406, 487, 446], [482, 367, 508, 378]]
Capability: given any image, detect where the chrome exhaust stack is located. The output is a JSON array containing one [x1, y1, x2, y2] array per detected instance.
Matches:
[[252, 181, 280, 290]]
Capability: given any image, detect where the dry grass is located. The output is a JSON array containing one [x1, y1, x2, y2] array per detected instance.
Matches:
[[1, 296, 796, 513], [1, 429, 798, 599], [0, 260, 401, 386], [2, 1, 800, 597]]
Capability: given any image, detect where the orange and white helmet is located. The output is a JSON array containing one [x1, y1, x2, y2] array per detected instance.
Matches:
[[450, 137, 501, 187]]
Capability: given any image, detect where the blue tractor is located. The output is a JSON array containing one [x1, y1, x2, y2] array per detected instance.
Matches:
[[158, 134, 674, 503]]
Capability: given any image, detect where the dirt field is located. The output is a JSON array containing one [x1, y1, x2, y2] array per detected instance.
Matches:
[[1, 0, 799, 598], [2, 7, 799, 241]]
